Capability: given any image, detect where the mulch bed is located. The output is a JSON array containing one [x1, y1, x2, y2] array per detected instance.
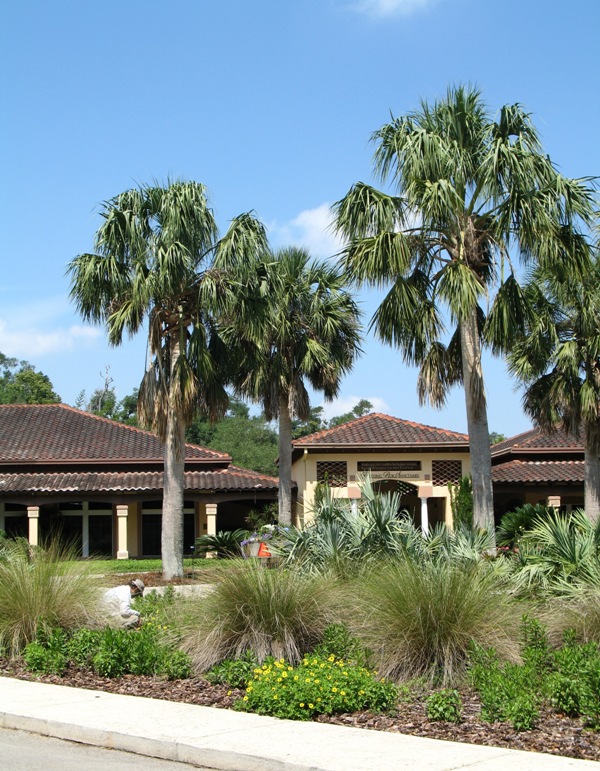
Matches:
[[2, 659, 600, 762]]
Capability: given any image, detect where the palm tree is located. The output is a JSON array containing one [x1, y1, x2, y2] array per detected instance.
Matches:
[[334, 85, 594, 543], [67, 180, 267, 578], [509, 259, 600, 522], [220, 246, 362, 526]]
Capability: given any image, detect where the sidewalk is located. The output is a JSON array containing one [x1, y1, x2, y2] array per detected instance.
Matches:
[[0, 677, 596, 770]]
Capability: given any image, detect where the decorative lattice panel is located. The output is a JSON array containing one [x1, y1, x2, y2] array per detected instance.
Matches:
[[432, 459, 463, 486], [316, 461, 348, 488], [396, 481, 419, 497]]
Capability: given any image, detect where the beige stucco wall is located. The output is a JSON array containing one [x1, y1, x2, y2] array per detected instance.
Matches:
[[292, 449, 471, 527]]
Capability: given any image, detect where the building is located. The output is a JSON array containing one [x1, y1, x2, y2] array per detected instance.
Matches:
[[0, 403, 278, 558], [491, 426, 584, 517], [291, 412, 471, 531]]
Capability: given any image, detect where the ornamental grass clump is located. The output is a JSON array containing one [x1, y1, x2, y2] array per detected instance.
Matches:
[[180, 561, 335, 671], [0, 538, 102, 656], [236, 654, 398, 721], [348, 558, 519, 685]]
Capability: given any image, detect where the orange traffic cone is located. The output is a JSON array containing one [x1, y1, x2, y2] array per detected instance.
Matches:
[[257, 541, 271, 558]]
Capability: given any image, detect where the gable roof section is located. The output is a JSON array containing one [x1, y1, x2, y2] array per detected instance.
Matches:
[[491, 425, 582, 461], [292, 412, 468, 450], [0, 404, 229, 466]]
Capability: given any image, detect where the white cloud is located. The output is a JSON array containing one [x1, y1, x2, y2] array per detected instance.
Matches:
[[319, 395, 389, 421], [0, 318, 101, 358], [351, 0, 438, 17], [268, 203, 345, 259]]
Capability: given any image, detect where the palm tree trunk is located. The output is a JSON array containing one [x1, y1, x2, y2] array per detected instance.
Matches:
[[161, 343, 186, 580], [278, 392, 293, 526], [460, 308, 496, 547], [584, 445, 600, 524]]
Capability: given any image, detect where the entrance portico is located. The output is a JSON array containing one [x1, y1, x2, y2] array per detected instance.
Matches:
[[291, 413, 470, 531]]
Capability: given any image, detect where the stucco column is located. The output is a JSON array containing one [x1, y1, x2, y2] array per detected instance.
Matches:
[[82, 503, 90, 559], [27, 505, 39, 547], [206, 503, 217, 536], [419, 485, 433, 536], [204, 503, 217, 560], [116, 504, 129, 559], [420, 498, 429, 536]]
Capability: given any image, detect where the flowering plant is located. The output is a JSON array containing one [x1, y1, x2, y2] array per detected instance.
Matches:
[[235, 654, 398, 720]]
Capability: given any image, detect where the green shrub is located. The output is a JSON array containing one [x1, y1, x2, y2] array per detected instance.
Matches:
[[163, 649, 193, 680], [181, 562, 334, 671], [426, 689, 462, 723], [448, 476, 473, 530], [195, 530, 249, 559], [206, 652, 259, 688], [581, 659, 600, 728], [468, 645, 540, 731], [350, 559, 519, 684], [312, 624, 371, 668], [236, 654, 398, 721], [23, 640, 67, 675], [92, 628, 132, 677], [67, 628, 103, 667]]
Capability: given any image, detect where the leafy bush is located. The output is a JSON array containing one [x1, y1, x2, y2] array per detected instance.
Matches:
[[497, 504, 551, 548], [0, 538, 102, 656], [236, 654, 398, 721], [448, 476, 473, 529], [195, 530, 249, 559], [426, 689, 462, 723], [312, 623, 371, 668], [67, 628, 103, 667], [163, 649, 193, 680], [180, 562, 334, 671], [468, 646, 541, 731], [349, 559, 519, 684], [23, 634, 68, 676], [508, 509, 600, 595], [206, 651, 259, 688]]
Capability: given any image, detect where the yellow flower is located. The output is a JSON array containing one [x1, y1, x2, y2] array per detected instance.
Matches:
[[300, 702, 305, 707], [293, 675, 299, 681], [328, 655, 335, 662], [308, 703, 314, 709], [243, 696, 248, 701]]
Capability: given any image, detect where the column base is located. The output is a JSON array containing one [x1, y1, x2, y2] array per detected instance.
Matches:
[[116, 550, 129, 560]]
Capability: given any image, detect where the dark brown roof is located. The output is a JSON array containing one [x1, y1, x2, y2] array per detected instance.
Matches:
[[293, 413, 468, 449], [492, 459, 584, 485], [0, 404, 229, 464], [0, 466, 279, 494], [491, 425, 582, 459]]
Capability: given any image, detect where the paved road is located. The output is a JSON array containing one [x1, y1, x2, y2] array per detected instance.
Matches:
[[0, 727, 209, 770]]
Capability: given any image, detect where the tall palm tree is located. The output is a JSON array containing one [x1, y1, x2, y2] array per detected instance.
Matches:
[[219, 246, 362, 525], [509, 259, 600, 522], [68, 180, 267, 578], [334, 85, 594, 543]]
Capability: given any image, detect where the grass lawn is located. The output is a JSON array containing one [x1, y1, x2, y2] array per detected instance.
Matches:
[[81, 556, 246, 580]]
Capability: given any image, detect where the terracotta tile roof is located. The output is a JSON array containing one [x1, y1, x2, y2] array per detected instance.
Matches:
[[293, 413, 468, 448], [491, 459, 584, 485], [0, 466, 279, 494], [0, 404, 229, 464], [491, 425, 582, 458]]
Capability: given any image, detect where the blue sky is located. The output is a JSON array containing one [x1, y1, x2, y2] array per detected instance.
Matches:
[[1, 0, 598, 438]]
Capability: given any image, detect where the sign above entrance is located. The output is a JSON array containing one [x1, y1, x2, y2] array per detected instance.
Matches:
[[357, 460, 422, 481], [358, 461, 421, 471]]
